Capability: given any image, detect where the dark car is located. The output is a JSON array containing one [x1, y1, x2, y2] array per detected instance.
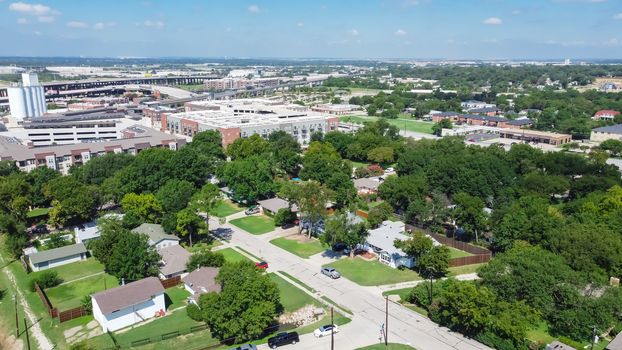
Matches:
[[267, 332, 299, 348], [231, 345, 257, 350]]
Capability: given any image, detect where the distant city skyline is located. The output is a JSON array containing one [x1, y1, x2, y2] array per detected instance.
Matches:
[[1, 0, 621, 59]]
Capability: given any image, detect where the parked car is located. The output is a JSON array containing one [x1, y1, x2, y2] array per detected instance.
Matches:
[[321, 266, 341, 279], [314, 324, 339, 338], [255, 261, 269, 269], [385, 167, 395, 173], [231, 345, 257, 350], [245, 206, 260, 215], [267, 332, 299, 348], [331, 243, 350, 255]]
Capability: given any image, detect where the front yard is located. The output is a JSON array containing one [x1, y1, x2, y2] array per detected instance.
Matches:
[[269, 273, 320, 312], [230, 215, 275, 235], [209, 200, 243, 218], [326, 257, 422, 286], [218, 247, 252, 263], [270, 236, 326, 258]]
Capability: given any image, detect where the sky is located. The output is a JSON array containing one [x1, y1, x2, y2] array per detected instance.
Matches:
[[0, 0, 622, 60]]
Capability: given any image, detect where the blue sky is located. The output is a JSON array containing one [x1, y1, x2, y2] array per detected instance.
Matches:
[[1, 0, 621, 59]]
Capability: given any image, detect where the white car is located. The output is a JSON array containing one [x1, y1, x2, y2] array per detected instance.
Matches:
[[385, 167, 395, 173], [314, 324, 339, 338]]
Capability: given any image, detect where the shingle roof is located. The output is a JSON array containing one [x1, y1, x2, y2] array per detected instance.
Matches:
[[158, 245, 191, 276], [593, 124, 622, 135], [353, 177, 381, 191], [91, 277, 164, 315], [507, 118, 533, 126], [462, 114, 508, 123], [366, 221, 409, 259], [182, 267, 221, 299], [468, 107, 500, 113], [607, 331, 622, 350], [28, 243, 87, 265], [132, 223, 179, 245], [257, 197, 298, 213]]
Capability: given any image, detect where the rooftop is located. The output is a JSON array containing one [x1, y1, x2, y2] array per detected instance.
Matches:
[[132, 223, 179, 245], [28, 243, 87, 265], [366, 220, 409, 258], [91, 277, 164, 315], [182, 267, 221, 299], [257, 197, 298, 213], [158, 245, 191, 277], [593, 124, 622, 135]]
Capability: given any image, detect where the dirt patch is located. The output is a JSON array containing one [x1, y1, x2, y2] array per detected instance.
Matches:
[[283, 233, 316, 243], [278, 305, 325, 327], [0, 324, 23, 350], [357, 251, 376, 260]]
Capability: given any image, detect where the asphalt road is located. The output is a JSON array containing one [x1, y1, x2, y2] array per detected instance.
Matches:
[[212, 217, 491, 350]]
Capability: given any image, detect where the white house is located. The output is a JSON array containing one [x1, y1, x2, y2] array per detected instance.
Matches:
[[364, 221, 440, 269], [75, 213, 125, 245], [91, 277, 165, 332], [158, 244, 191, 279], [182, 267, 220, 305], [27, 243, 87, 271], [131, 223, 179, 250]]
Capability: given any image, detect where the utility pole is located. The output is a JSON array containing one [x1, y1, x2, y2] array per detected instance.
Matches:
[[590, 326, 597, 350], [385, 295, 389, 346], [331, 307, 334, 350], [23, 318, 31, 350], [14, 296, 19, 336]]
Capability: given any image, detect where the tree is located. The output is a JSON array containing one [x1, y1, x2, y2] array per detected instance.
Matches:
[[26, 166, 59, 207], [198, 262, 281, 342], [156, 179, 196, 214], [176, 208, 206, 247], [299, 141, 351, 184], [378, 174, 429, 212], [226, 134, 270, 160], [418, 245, 450, 303], [70, 152, 134, 185], [0, 213, 27, 258], [0, 174, 32, 220], [44, 176, 98, 225], [395, 231, 434, 260], [46, 231, 71, 249], [106, 232, 160, 281], [186, 250, 225, 271], [269, 131, 302, 176], [322, 211, 368, 257], [220, 155, 277, 203], [273, 208, 296, 227], [600, 139, 622, 156], [452, 192, 487, 242], [280, 180, 333, 237], [432, 118, 452, 136], [367, 146, 394, 164], [325, 172, 356, 208], [366, 202, 393, 228], [0, 160, 19, 177], [120, 193, 163, 225], [91, 218, 131, 267]]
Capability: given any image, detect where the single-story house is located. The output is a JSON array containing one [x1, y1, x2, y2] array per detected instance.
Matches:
[[607, 331, 622, 350], [546, 341, 576, 350], [257, 197, 298, 216], [591, 124, 622, 143], [27, 243, 87, 272], [158, 244, 191, 279], [182, 267, 221, 304], [364, 220, 440, 269], [75, 213, 125, 245], [592, 109, 620, 121], [91, 277, 165, 332], [132, 223, 179, 250], [353, 177, 381, 194]]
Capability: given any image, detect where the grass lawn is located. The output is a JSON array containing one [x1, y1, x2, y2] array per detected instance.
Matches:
[[182, 240, 222, 253], [278, 271, 316, 293], [527, 322, 556, 345], [382, 288, 429, 317], [327, 258, 422, 286], [164, 286, 191, 310], [46, 273, 119, 310], [218, 247, 252, 263], [269, 273, 320, 313], [230, 215, 275, 235], [26, 207, 50, 218], [448, 263, 486, 276], [209, 200, 243, 218], [339, 115, 434, 134], [270, 237, 326, 258], [358, 344, 417, 350], [31, 257, 105, 283], [176, 84, 205, 92], [351, 160, 372, 168], [448, 247, 474, 259]]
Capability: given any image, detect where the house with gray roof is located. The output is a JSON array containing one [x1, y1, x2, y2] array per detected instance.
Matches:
[[132, 223, 179, 250], [27, 243, 87, 271], [591, 124, 622, 143], [353, 177, 382, 194], [158, 244, 191, 279], [91, 277, 165, 332], [182, 267, 221, 304], [257, 197, 298, 215]]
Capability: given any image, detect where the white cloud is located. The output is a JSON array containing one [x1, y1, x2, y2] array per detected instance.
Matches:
[[614, 13, 622, 20], [297, 22, 304, 27], [94, 22, 115, 30], [482, 17, 503, 25], [9, 1, 60, 22], [512, 9, 521, 15], [17, 17, 29, 24], [143, 20, 164, 28], [33, 30, 41, 36], [603, 38, 619, 46], [247, 5, 260, 13], [394, 29, 407, 36], [66, 21, 88, 28], [402, 0, 419, 6], [348, 28, 359, 36]]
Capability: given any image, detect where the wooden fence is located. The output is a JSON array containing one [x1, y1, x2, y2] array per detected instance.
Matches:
[[355, 210, 369, 219], [34, 282, 58, 318], [160, 275, 182, 289], [448, 254, 491, 267], [427, 232, 491, 267], [59, 306, 87, 323]]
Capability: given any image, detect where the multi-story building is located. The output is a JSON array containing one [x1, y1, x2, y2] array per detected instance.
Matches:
[[0, 125, 185, 174], [7, 73, 47, 120], [163, 100, 339, 146], [311, 104, 361, 115]]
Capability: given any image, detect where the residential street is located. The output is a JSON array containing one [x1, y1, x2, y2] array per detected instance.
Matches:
[[212, 215, 492, 350]]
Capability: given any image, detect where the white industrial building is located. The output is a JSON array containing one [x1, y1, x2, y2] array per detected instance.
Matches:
[[7, 73, 47, 120]]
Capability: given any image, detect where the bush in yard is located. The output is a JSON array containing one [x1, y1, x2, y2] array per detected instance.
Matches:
[[186, 250, 225, 271], [186, 303, 202, 321], [70, 342, 96, 350], [81, 295, 92, 314], [367, 202, 394, 228], [354, 167, 371, 178], [273, 208, 296, 227], [407, 278, 458, 307], [29, 270, 62, 291]]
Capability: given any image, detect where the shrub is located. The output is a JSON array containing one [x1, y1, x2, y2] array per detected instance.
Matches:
[[274, 208, 296, 227], [475, 331, 527, 350], [29, 270, 62, 291], [81, 295, 92, 314], [186, 250, 225, 271], [186, 303, 203, 321]]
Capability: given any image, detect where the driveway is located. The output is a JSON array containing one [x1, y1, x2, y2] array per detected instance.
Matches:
[[212, 216, 491, 350]]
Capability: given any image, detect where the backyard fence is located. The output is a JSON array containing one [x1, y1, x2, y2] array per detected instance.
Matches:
[[20, 256, 31, 273], [160, 275, 181, 289], [34, 282, 58, 318], [426, 231, 492, 267], [58, 306, 87, 323], [34, 281, 89, 323], [355, 209, 369, 218]]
